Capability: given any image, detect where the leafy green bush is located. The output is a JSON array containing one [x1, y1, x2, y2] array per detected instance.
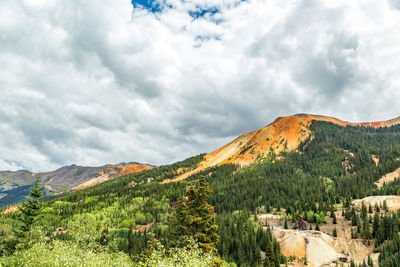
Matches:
[[0, 240, 132, 267], [137, 238, 219, 267]]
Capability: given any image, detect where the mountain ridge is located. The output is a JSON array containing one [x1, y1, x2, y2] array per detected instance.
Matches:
[[3, 113, 399, 203], [164, 113, 400, 183], [0, 162, 153, 207], [205, 113, 400, 167]]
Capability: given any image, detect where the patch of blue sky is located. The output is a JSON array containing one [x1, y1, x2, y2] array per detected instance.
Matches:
[[131, 0, 247, 18], [188, 5, 224, 25], [131, 0, 166, 13], [188, 6, 220, 19]]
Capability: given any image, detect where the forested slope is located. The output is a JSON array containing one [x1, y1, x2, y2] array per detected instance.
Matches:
[[2, 120, 400, 266]]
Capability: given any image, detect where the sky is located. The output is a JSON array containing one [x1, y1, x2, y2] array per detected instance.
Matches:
[[0, 0, 400, 172]]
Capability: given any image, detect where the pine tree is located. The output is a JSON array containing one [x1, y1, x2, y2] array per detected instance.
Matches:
[[333, 211, 337, 224], [361, 202, 368, 220], [363, 218, 371, 241], [263, 257, 270, 267], [284, 219, 288, 229], [333, 227, 337, 237], [264, 241, 275, 267], [127, 223, 134, 256], [375, 203, 380, 213], [273, 239, 281, 267], [367, 255, 373, 267], [375, 219, 385, 247], [14, 178, 43, 244], [330, 206, 335, 218], [170, 177, 219, 251], [372, 212, 380, 238], [383, 200, 389, 212]]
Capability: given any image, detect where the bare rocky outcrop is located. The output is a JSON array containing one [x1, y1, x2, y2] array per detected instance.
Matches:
[[371, 155, 379, 166], [374, 168, 400, 188], [72, 163, 153, 190], [258, 212, 376, 267], [271, 229, 348, 267], [353, 195, 400, 211]]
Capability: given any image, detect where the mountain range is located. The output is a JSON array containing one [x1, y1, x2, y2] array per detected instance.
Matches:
[[0, 162, 153, 207], [2, 113, 400, 266], [205, 113, 400, 166], [163, 113, 400, 183], [2, 113, 399, 207]]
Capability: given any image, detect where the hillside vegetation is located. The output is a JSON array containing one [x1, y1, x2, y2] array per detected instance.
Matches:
[[1, 120, 400, 266]]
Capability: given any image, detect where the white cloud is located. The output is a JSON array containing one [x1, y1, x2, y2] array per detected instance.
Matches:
[[0, 0, 399, 171], [388, 0, 400, 10]]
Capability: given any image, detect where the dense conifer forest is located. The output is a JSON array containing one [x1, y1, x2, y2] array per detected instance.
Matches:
[[1, 121, 400, 266]]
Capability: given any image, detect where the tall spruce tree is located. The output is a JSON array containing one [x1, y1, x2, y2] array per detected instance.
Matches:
[[170, 177, 219, 251], [14, 178, 43, 243]]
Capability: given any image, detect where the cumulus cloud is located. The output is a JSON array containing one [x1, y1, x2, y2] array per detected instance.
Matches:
[[0, 0, 399, 171], [388, 0, 400, 10]]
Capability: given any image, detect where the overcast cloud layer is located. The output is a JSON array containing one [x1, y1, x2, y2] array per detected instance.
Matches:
[[0, 0, 400, 171]]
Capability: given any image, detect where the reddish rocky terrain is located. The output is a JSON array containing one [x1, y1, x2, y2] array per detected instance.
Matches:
[[117, 164, 153, 177]]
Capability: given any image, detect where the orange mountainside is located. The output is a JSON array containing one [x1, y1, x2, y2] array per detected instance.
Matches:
[[164, 113, 400, 183], [117, 164, 153, 176], [205, 114, 400, 167], [73, 163, 153, 190]]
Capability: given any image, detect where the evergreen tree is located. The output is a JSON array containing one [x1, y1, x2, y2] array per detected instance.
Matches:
[[264, 241, 275, 267], [304, 255, 308, 265], [333, 211, 337, 224], [333, 227, 337, 237], [363, 218, 372, 242], [14, 178, 43, 244], [263, 257, 270, 267], [375, 219, 385, 247], [373, 213, 380, 238], [383, 201, 389, 212], [351, 209, 358, 226], [361, 202, 368, 220], [127, 223, 134, 256], [367, 255, 373, 267], [375, 203, 380, 213], [170, 177, 219, 251]]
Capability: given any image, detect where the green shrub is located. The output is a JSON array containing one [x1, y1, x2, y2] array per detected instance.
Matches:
[[0, 240, 132, 267]]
